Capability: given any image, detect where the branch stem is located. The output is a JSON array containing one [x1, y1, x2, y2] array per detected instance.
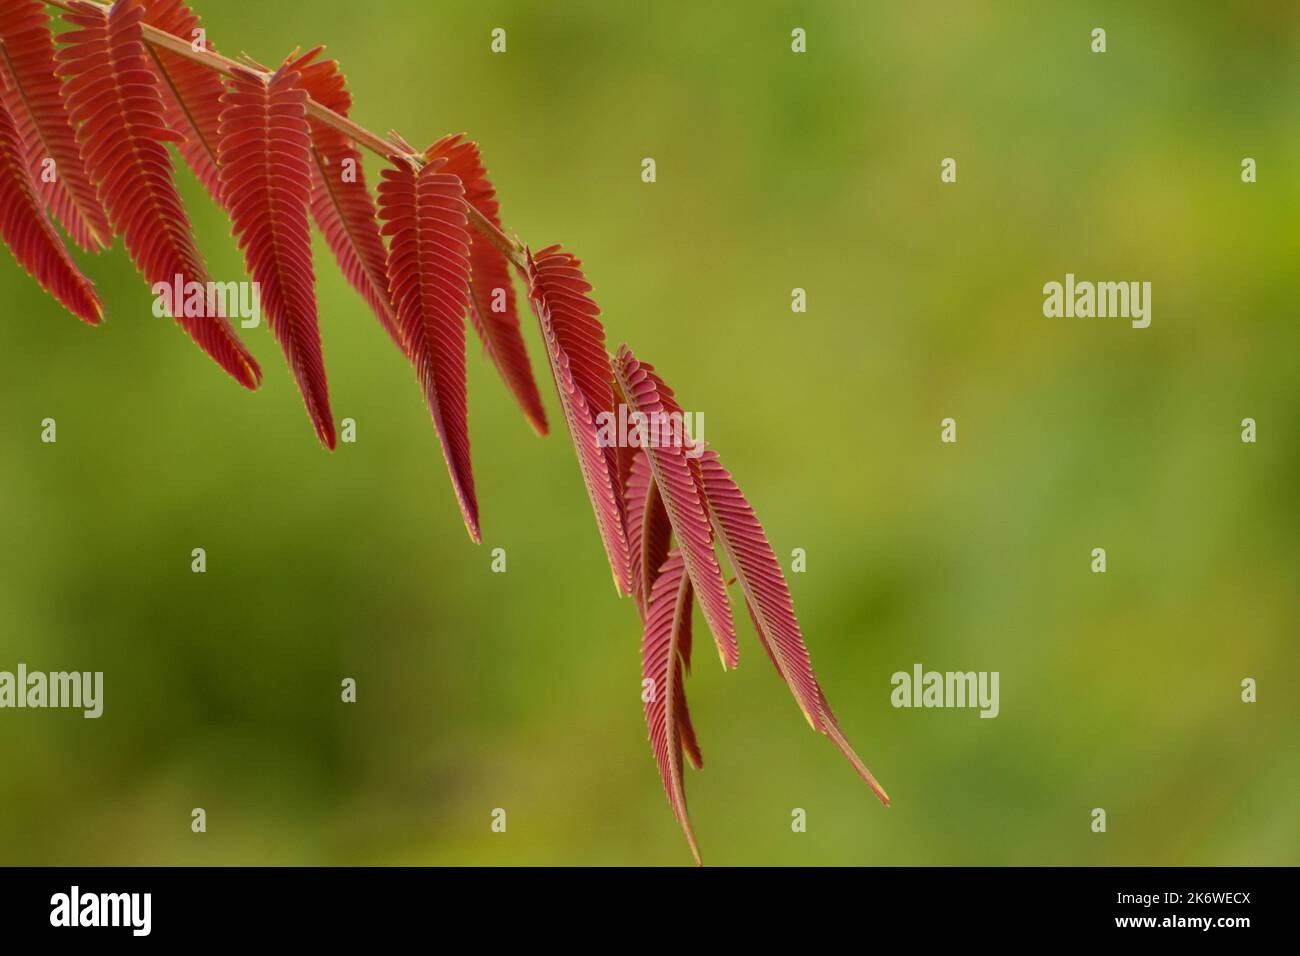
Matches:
[[42, 0, 526, 265]]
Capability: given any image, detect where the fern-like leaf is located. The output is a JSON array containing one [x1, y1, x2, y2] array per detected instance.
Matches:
[[675, 640, 703, 771], [698, 449, 889, 805], [377, 150, 479, 540], [219, 59, 334, 446], [642, 550, 701, 864], [524, 245, 630, 592], [614, 346, 736, 668], [429, 133, 548, 437], [137, 0, 225, 205], [281, 48, 405, 355], [56, 0, 260, 388], [624, 449, 672, 617], [0, 81, 100, 323], [0, 0, 111, 251]]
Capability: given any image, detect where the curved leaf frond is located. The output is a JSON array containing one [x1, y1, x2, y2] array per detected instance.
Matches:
[[642, 550, 701, 864], [429, 133, 548, 437], [219, 59, 334, 446], [57, 0, 260, 388], [699, 448, 889, 805], [284, 48, 404, 356], [0, 80, 100, 323], [614, 345, 736, 668], [624, 449, 671, 617], [0, 0, 111, 251], [524, 245, 630, 593], [377, 150, 479, 540]]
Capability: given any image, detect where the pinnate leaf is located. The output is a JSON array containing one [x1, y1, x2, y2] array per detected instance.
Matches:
[[624, 449, 672, 617], [57, 0, 260, 388], [0, 0, 111, 251], [284, 48, 405, 356], [429, 133, 548, 437], [377, 149, 479, 540], [614, 346, 736, 668], [641, 550, 702, 864], [219, 58, 334, 446], [698, 448, 888, 805], [524, 245, 630, 592], [0, 80, 100, 323]]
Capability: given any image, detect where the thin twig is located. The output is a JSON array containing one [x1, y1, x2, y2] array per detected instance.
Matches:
[[42, 0, 526, 266]]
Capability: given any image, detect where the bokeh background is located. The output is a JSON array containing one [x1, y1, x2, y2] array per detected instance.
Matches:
[[1, 0, 1296, 866]]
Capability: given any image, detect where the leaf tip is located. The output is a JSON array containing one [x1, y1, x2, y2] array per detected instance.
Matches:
[[235, 355, 263, 391], [526, 411, 549, 438]]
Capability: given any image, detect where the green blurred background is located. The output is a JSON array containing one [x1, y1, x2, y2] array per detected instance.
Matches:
[[1, 0, 1296, 865]]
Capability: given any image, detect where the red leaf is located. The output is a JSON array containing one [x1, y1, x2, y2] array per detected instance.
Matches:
[[624, 449, 671, 617], [429, 133, 548, 437], [642, 550, 701, 864], [0, 0, 111, 251], [524, 246, 630, 592], [698, 449, 888, 805], [675, 650, 703, 771], [137, 0, 226, 206], [614, 346, 736, 668], [219, 60, 334, 445], [377, 150, 479, 541], [283, 49, 405, 356], [56, 0, 260, 389], [0, 83, 100, 323]]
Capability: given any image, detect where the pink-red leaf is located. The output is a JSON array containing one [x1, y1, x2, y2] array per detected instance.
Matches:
[[524, 245, 630, 592], [283, 48, 405, 355], [699, 448, 888, 805], [56, 0, 260, 389], [137, 0, 226, 205], [219, 59, 334, 446], [614, 346, 736, 668], [0, 81, 100, 323], [0, 0, 111, 251], [642, 550, 701, 864], [624, 449, 672, 617], [377, 150, 479, 540], [429, 133, 548, 437]]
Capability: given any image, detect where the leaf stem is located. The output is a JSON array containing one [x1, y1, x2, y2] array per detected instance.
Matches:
[[42, 0, 526, 266]]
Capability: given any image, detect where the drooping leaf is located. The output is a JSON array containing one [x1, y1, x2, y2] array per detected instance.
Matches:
[[611, 379, 640, 507], [429, 133, 548, 437], [624, 449, 672, 617], [137, 0, 226, 205], [642, 550, 701, 864], [56, 0, 260, 389], [219, 59, 334, 446], [668, 556, 702, 770], [614, 346, 736, 668], [283, 48, 405, 355], [698, 448, 889, 805], [0, 0, 111, 251], [524, 245, 631, 593], [377, 149, 479, 540], [0, 81, 100, 323]]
